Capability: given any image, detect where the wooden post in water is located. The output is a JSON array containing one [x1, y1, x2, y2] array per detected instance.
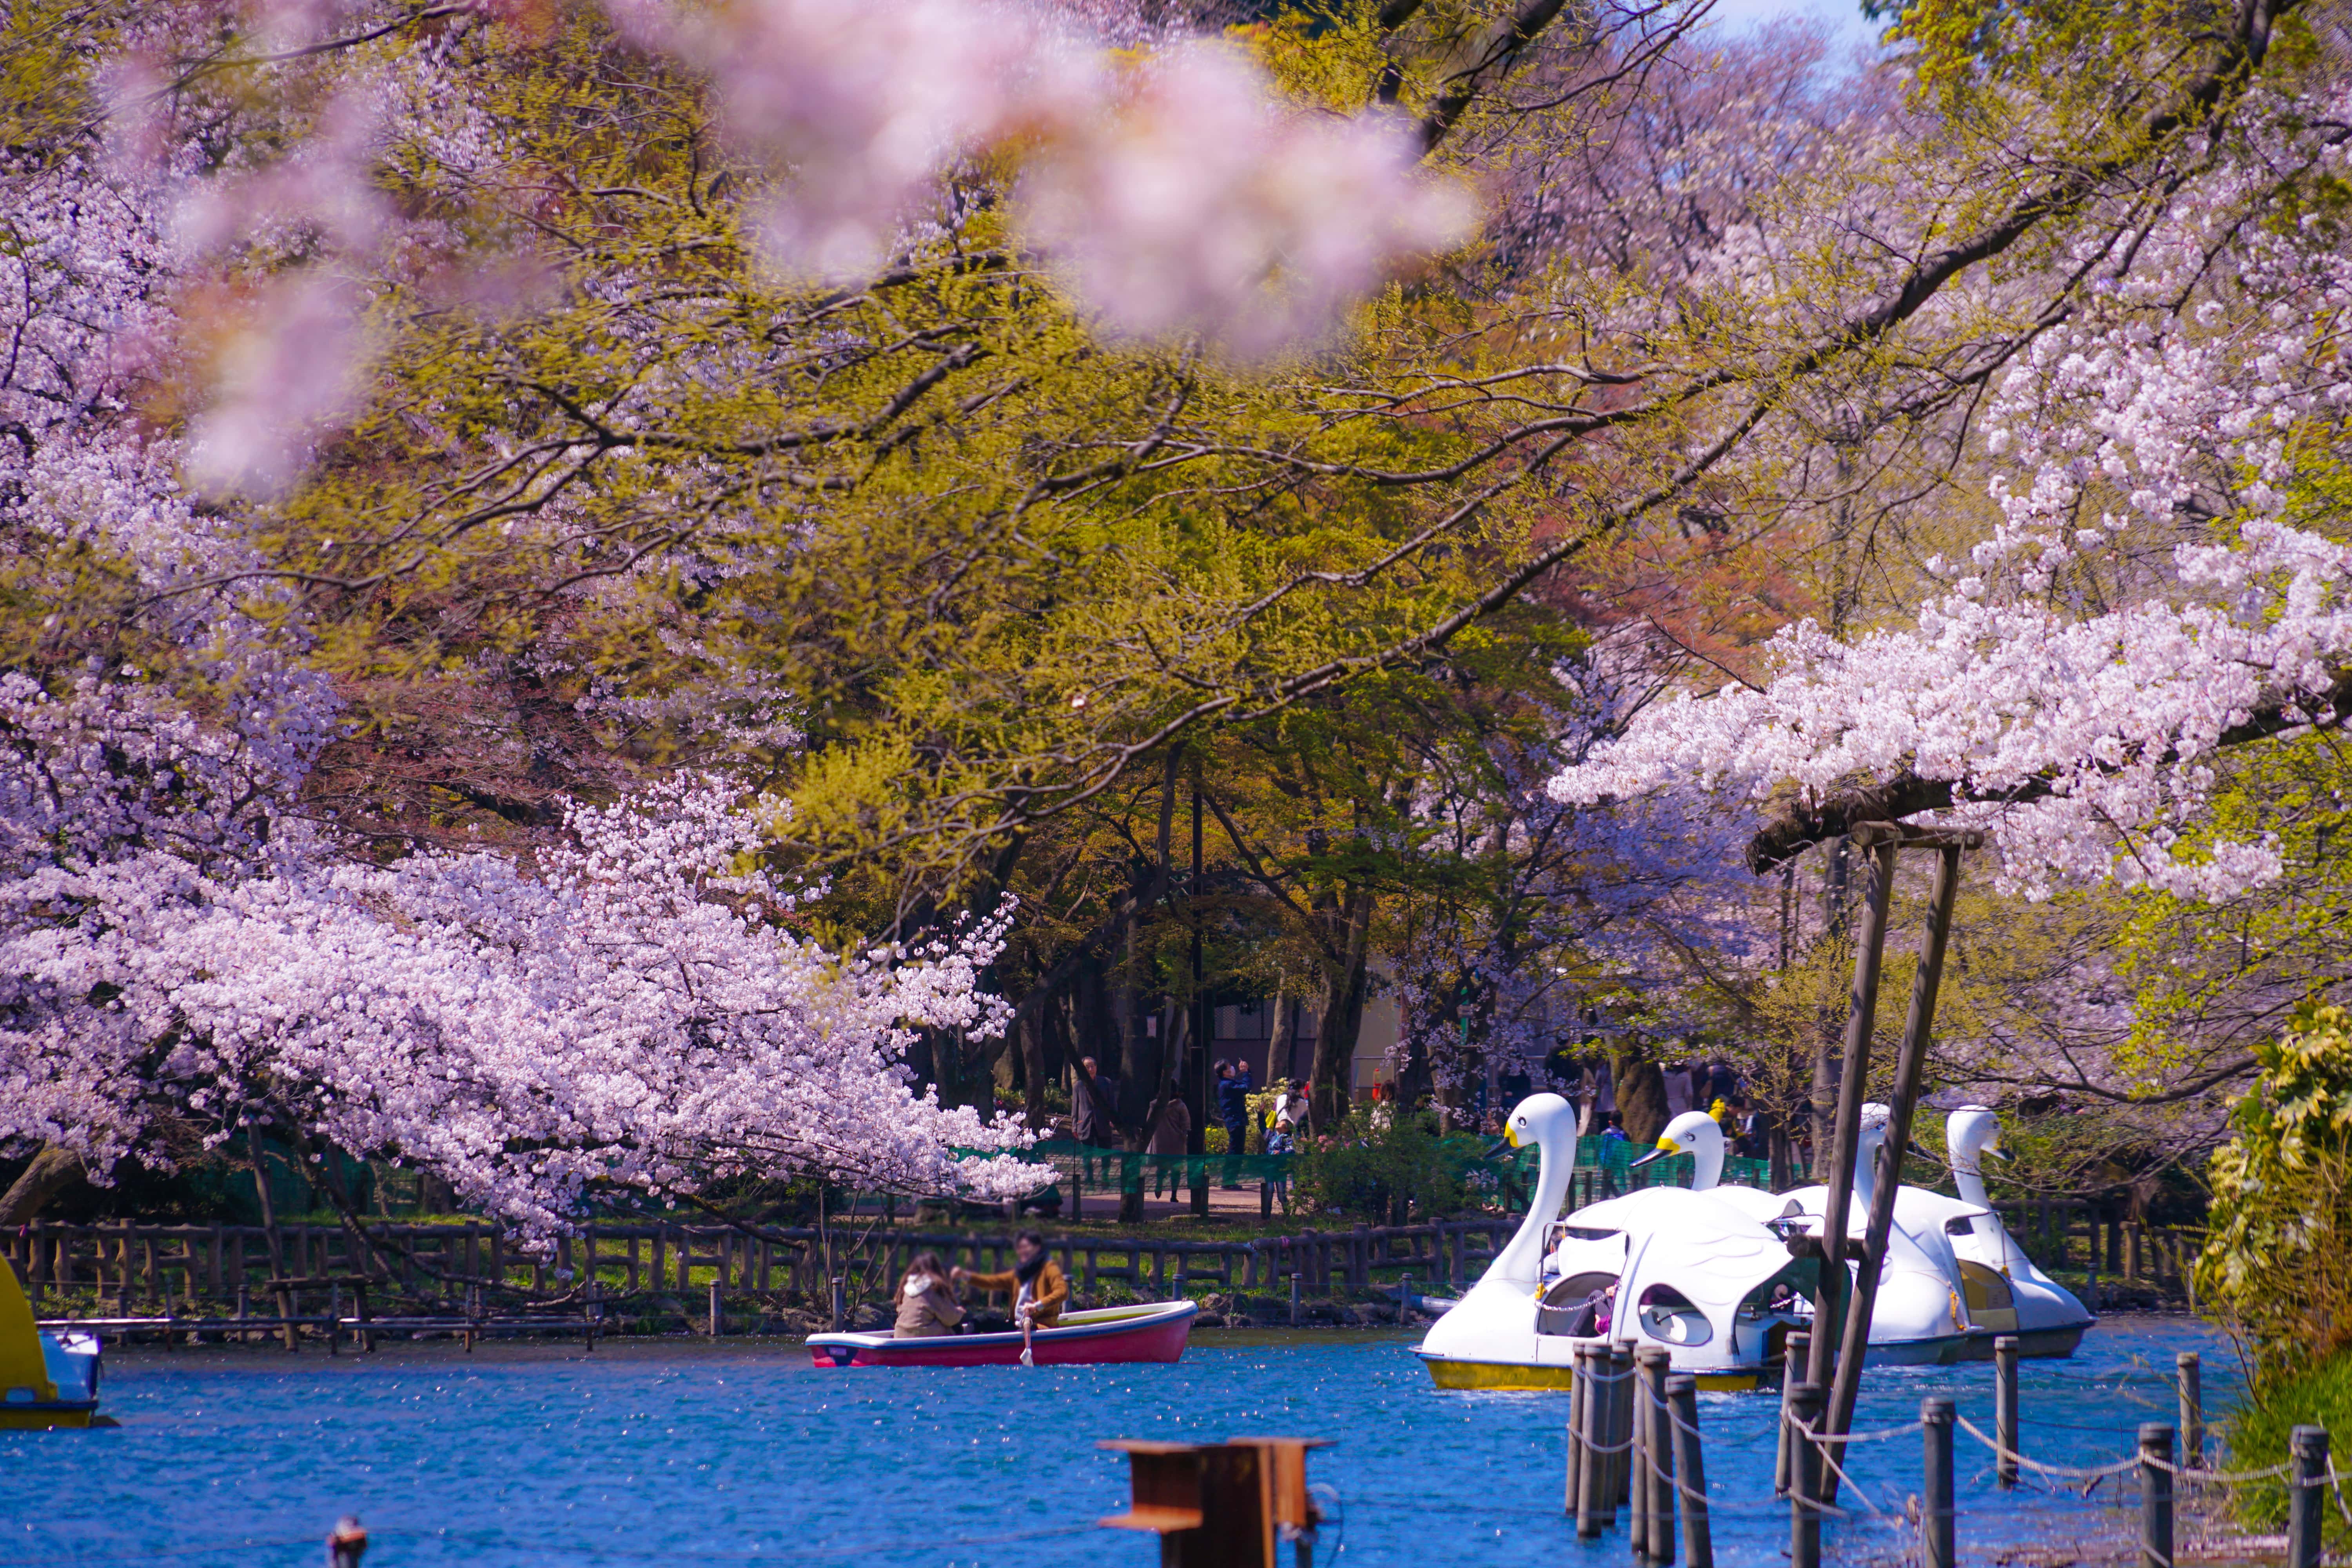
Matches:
[[1575, 1345, 1608, 1541], [1639, 1346, 1675, 1566], [2138, 1426, 2174, 1568], [1922, 1396, 1955, 1568], [2291, 1425, 2328, 1568], [1289, 1270, 1301, 1328], [1787, 1383, 1823, 1568], [709, 1279, 723, 1338], [1776, 1331, 1808, 1496], [1994, 1335, 2020, 1487], [1628, 1352, 1650, 1561], [830, 1275, 846, 1333], [2178, 1352, 2203, 1468], [1611, 1338, 1638, 1514], [1564, 1345, 1589, 1517], [328, 1283, 341, 1357], [1666, 1374, 1711, 1568]]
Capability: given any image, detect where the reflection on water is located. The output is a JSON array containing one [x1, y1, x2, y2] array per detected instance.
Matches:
[[0, 1314, 2230, 1567]]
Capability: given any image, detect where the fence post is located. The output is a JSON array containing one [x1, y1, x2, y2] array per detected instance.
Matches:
[[1788, 1383, 1822, 1568], [1668, 1374, 1711, 1568], [709, 1279, 723, 1338], [829, 1275, 846, 1333], [1775, 1330, 1808, 1497], [1290, 1269, 1301, 1328], [1994, 1335, 2020, 1488], [2177, 1352, 2203, 1469], [1922, 1396, 1955, 1568], [2138, 1425, 2173, 1568], [2290, 1425, 2328, 1568]]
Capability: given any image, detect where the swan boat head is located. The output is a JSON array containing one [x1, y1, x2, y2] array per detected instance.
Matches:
[[1636, 1110, 1727, 1191]]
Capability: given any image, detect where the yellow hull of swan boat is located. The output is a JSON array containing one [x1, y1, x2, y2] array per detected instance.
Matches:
[[1417, 1354, 1765, 1393]]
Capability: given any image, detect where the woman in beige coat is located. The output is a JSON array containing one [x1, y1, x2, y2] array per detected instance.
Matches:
[[891, 1252, 965, 1338]]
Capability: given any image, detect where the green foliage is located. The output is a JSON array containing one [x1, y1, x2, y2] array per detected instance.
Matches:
[[2224, 1347, 2352, 1548], [1291, 1106, 1481, 1218], [2199, 1002, 2352, 1386]]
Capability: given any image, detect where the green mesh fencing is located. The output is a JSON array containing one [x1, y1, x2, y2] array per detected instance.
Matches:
[[963, 1133, 1780, 1211]]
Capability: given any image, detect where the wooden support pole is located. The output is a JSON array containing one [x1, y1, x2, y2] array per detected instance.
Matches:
[[1668, 1374, 1712, 1568], [1827, 841, 1965, 1488], [1804, 836, 1898, 1402], [1995, 1335, 2020, 1487], [1922, 1396, 1956, 1568], [2138, 1425, 2174, 1568]]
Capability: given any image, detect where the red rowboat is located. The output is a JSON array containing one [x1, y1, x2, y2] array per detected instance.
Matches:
[[806, 1300, 1198, 1368]]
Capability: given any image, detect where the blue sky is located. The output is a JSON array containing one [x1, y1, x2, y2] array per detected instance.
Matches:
[[1700, 0, 1886, 56]]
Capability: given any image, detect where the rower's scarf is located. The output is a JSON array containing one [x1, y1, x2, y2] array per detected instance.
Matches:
[[1014, 1251, 1047, 1285]]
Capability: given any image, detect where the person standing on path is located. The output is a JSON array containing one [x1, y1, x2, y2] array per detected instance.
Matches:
[[1073, 1056, 1119, 1146], [1216, 1059, 1253, 1187]]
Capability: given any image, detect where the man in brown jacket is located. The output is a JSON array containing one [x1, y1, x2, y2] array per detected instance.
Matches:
[[955, 1229, 1069, 1358]]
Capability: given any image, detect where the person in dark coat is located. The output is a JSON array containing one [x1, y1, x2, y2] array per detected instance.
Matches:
[[1216, 1059, 1253, 1187], [1073, 1056, 1119, 1146]]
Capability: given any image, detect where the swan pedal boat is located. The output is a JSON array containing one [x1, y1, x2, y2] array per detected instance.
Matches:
[[808, 1299, 1198, 1368], [1417, 1094, 1811, 1393], [0, 1261, 101, 1429]]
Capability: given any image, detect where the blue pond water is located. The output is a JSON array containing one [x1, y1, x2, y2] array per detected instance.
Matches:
[[1, 1315, 2230, 1568]]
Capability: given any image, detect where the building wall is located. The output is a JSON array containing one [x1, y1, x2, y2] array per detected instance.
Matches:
[[1209, 992, 1398, 1096]]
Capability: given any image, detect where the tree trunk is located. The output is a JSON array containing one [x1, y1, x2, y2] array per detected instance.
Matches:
[[1611, 1048, 1670, 1145], [1308, 887, 1376, 1129], [0, 1144, 81, 1227], [1016, 1009, 1050, 1126], [1265, 987, 1292, 1085], [247, 1126, 287, 1279]]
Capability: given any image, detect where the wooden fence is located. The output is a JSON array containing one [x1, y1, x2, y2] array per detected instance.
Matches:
[[6, 1203, 2198, 1327], [4, 1218, 1521, 1319], [1989, 1201, 2201, 1297]]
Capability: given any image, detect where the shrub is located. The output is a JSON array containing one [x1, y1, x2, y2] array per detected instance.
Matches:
[[1291, 1105, 1483, 1219], [2223, 1348, 2352, 1549], [2200, 1001, 2352, 1385]]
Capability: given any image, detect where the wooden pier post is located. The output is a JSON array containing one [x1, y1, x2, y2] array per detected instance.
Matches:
[[1922, 1396, 1955, 1568], [2138, 1425, 2174, 1568], [1994, 1335, 2020, 1487], [2290, 1425, 2328, 1568], [2177, 1352, 2203, 1468], [1289, 1270, 1301, 1328], [1788, 1383, 1823, 1568], [709, 1279, 723, 1338], [1667, 1374, 1711, 1568]]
